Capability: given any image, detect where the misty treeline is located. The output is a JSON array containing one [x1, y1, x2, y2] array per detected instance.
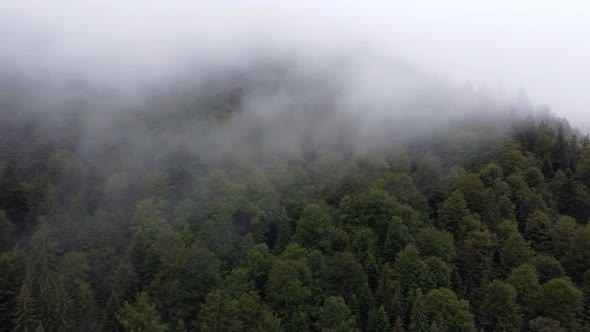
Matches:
[[1, 62, 590, 332]]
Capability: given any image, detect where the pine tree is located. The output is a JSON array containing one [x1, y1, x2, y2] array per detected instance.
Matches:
[[552, 125, 570, 172], [536, 278, 582, 329], [479, 280, 521, 332], [369, 306, 390, 332], [284, 309, 308, 332], [116, 292, 167, 332], [524, 211, 551, 254], [424, 288, 475, 331], [236, 292, 281, 332], [579, 270, 590, 325], [437, 190, 469, 236], [73, 282, 98, 331], [482, 188, 501, 229], [499, 233, 534, 275], [195, 290, 242, 332], [507, 264, 539, 320], [320, 296, 358, 332], [176, 319, 187, 332], [409, 289, 429, 332], [383, 217, 413, 261], [393, 316, 405, 332], [26, 174, 55, 226], [0, 253, 23, 331], [13, 285, 38, 332], [103, 292, 121, 332], [0, 211, 13, 251], [29, 220, 68, 332], [428, 321, 439, 332], [29, 220, 60, 294]]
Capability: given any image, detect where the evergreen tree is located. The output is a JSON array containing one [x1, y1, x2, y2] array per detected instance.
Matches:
[[29, 220, 60, 293], [236, 292, 281, 332], [0, 251, 25, 331], [409, 289, 429, 332], [507, 264, 539, 319], [457, 229, 497, 299], [482, 188, 501, 229], [532, 255, 565, 283], [528, 316, 564, 332], [498, 233, 534, 275], [13, 285, 39, 332], [103, 292, 121, 332], [29, 220, 68, 332], [73, 282, 99, 331], [437, 191, 469, 236], [478, 280, 521, 332], [523, 211, 551, 254], [320, 296, 358, 332], [415, 227, 456, 263], [383, 217, 413, 261], [293, 203, 337, 252], [536, 278, 582, 328], [26, 174, 55, 225], [552, 125, 570, 172], [0, 211, 13, 251], [548, 216, 576, 260], [390, 245, 428, 321], [369, 306, 390, 332], [116, 292, 167, 332], [424, 288, 475, 332], [393, 316, 405, 332]]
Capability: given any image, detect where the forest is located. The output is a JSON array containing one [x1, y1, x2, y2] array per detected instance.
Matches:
[[2, 66, 590, 332]]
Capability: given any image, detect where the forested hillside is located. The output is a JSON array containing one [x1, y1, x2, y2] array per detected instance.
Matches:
[[2, 69, 590, 332]]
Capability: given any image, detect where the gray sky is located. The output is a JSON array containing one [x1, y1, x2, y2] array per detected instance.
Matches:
[[1, 0, 589, 129]]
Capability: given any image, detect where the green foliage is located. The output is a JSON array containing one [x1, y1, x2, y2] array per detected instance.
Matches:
[[267, 251, 312, 308], [456, 173, 487, 214], [478, 280, 521, 332], [497, 142, 527, 175], [3, 104, 590, 331], [13, 285, 39, 332], [498, 232, 534, 275], [532, 255, 564, 283], [320, 296, 358, 332], [424, 288, 476, 332], [0, 250, 25, 331], [292, 203, 336, 252], [236, 292, 281, 332], [416, 227, 456, 263], [437, 191, 469, 236], [457, 229, 497, 296], [536, 278, 582, 328], [507, 264, 540, 319], [548, 216, 576, 260], [390, 245, 428, 320], [148, 232, 222, 322], [564, 224, 590, 281], [116, 292, 167, 332], [424, 257, 452, 290], [194, 290, 242, 332], [524, 211, 552, 253], [409, 289, 429, 332], [528, 316, 564, 332], [369, 306, 391, 332], [28, 220, 68, 332], [383, 217, 414, 261], [0, 211, 13, 251]]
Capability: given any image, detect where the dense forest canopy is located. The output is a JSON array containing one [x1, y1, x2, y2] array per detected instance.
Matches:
[[1, 54, 590, 332]]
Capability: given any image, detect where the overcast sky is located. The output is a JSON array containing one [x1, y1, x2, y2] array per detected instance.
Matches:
[[1, 1, 589, 129]]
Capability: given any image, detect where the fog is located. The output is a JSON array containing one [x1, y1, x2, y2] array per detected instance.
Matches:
[[1, 0, 588, 144]]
